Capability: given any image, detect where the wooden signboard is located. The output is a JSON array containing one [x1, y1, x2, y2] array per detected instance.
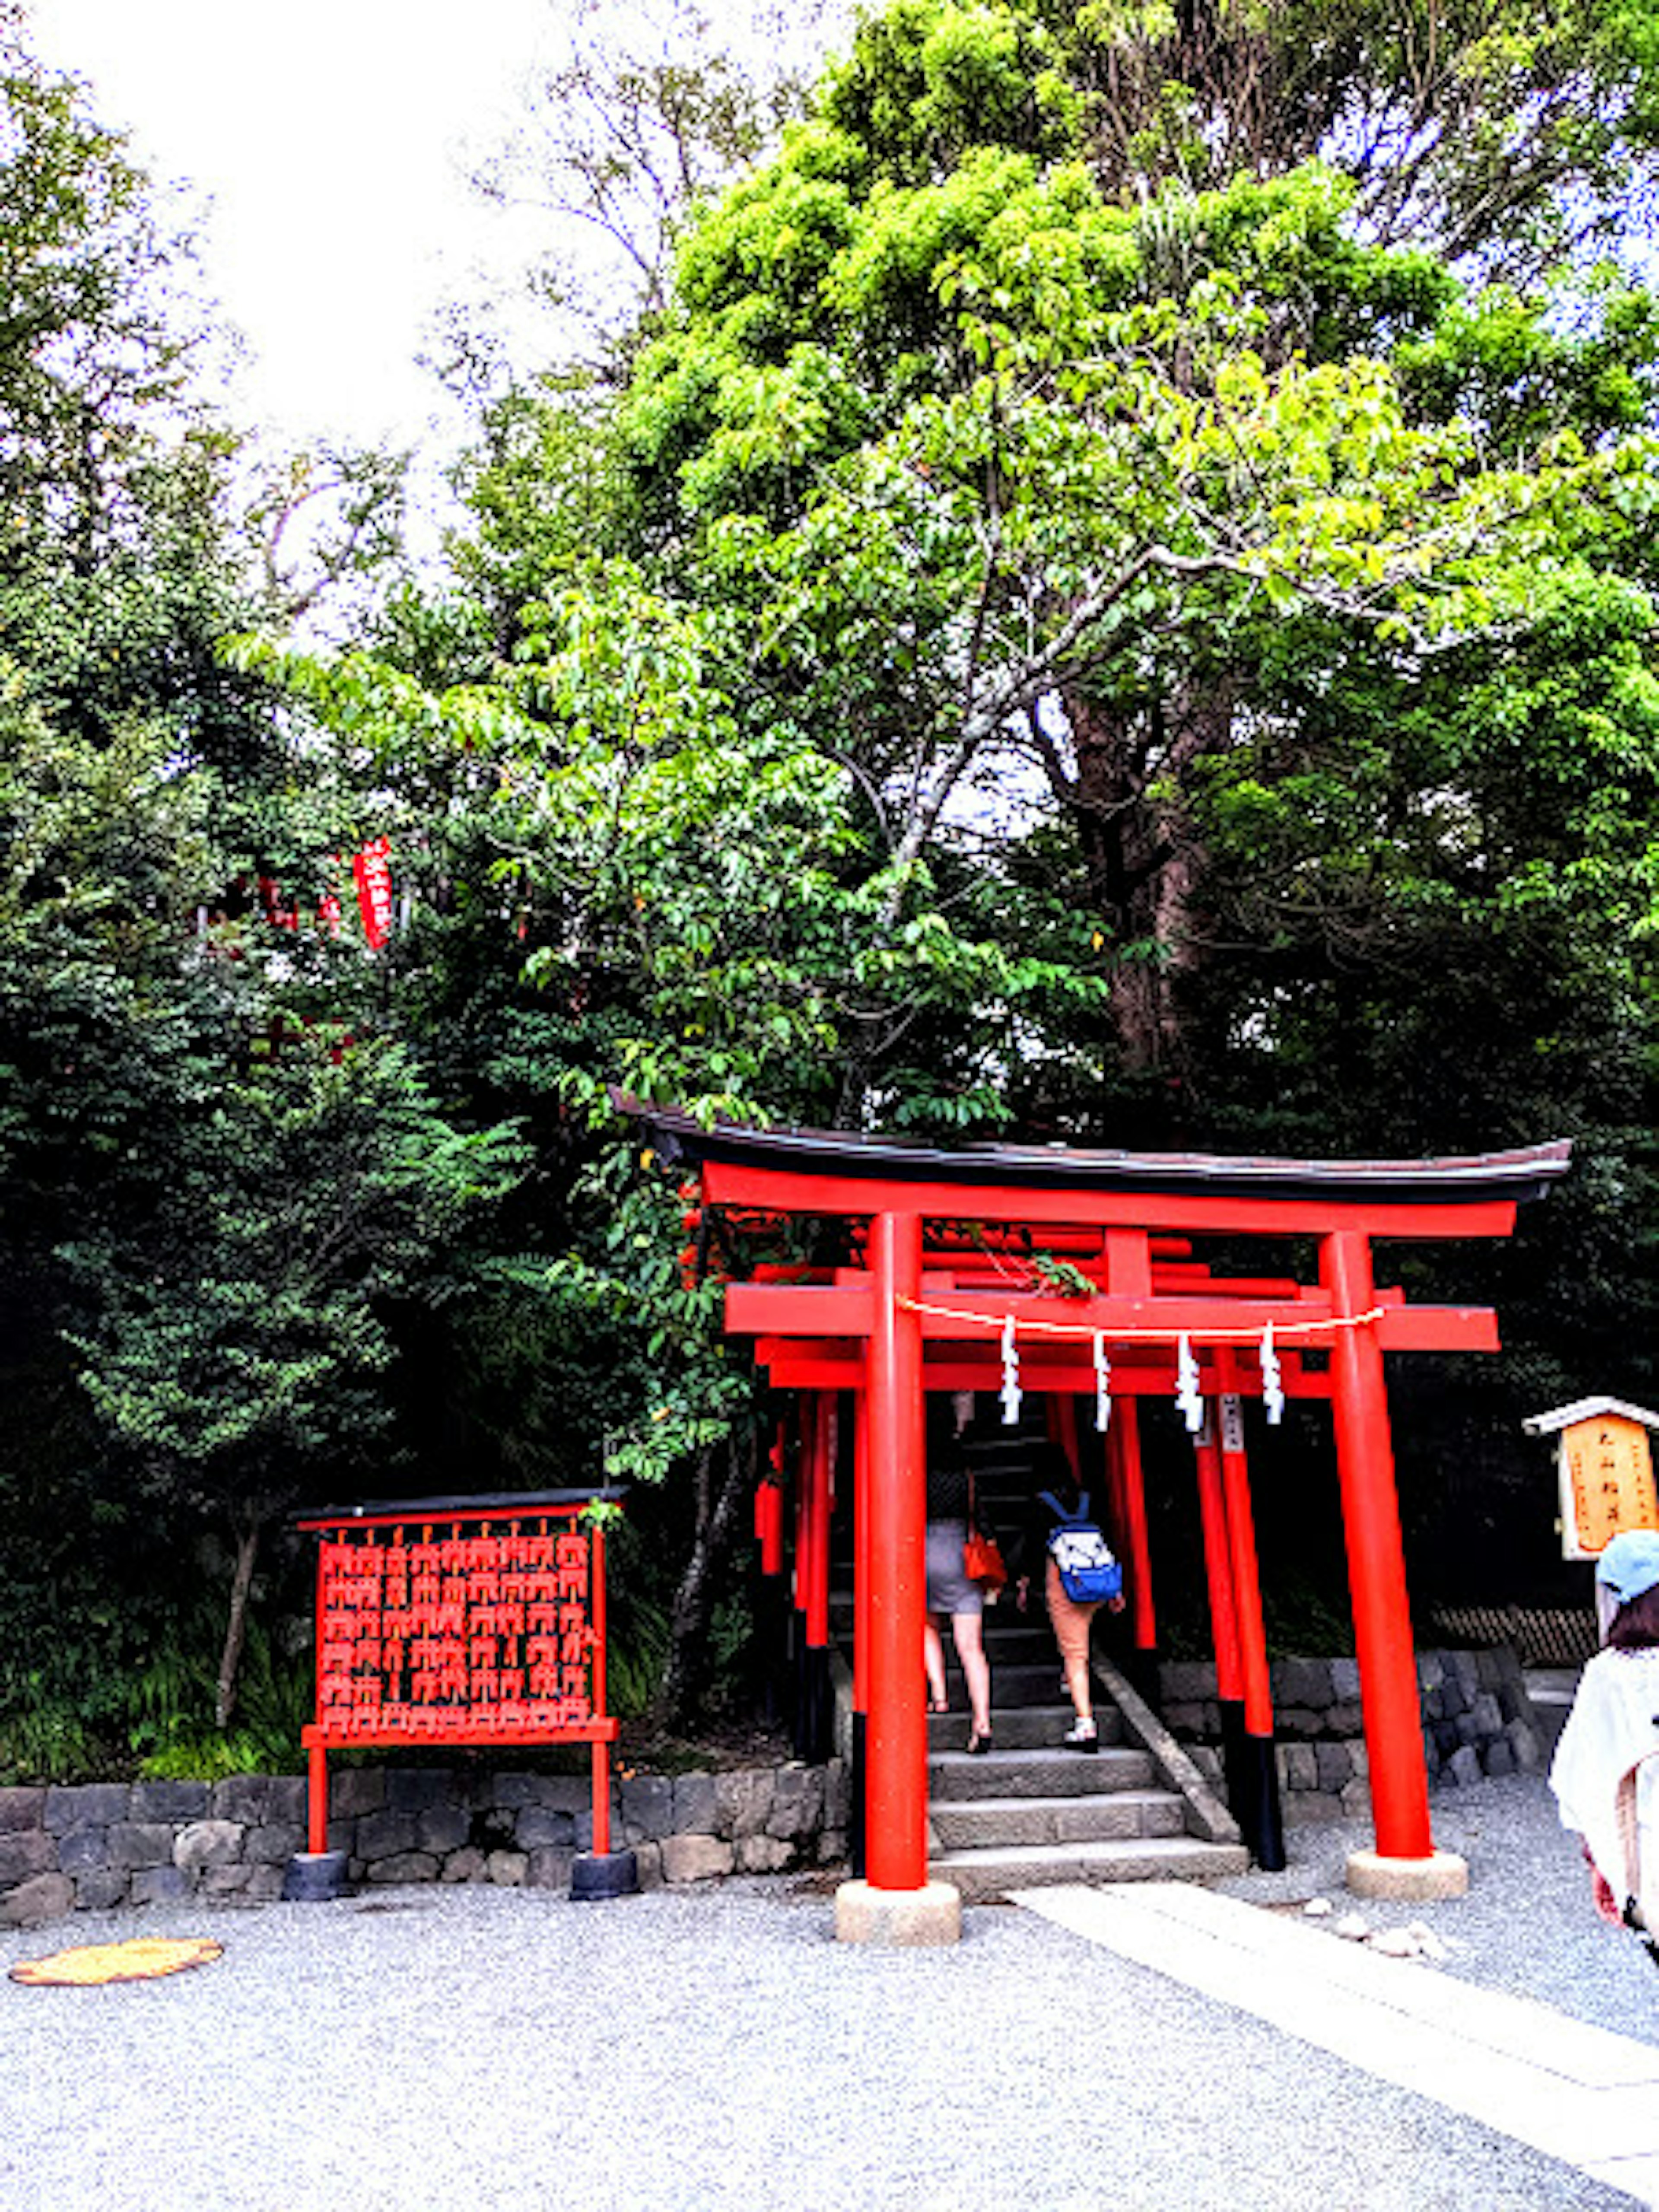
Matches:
[[1558, 1414, 1659, 1559]]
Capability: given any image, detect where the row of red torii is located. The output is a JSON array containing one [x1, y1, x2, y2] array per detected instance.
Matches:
[[632, 1104, 1571, 1945]]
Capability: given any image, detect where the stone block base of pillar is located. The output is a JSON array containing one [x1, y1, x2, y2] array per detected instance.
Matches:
[[834, 1877, 961, 1946], [1345, 1847, 1468, 1902]]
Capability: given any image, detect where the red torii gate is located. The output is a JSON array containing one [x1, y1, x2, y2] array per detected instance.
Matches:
[[634, 1106, 1570, 1944]]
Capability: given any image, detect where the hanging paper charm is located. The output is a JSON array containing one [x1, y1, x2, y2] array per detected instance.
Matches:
[[1093, 1332, 1112, 1434], [1261, 1322, 1284, 1427], [1176, 1332, 1205, 1433], [999, 1316, 1022, 1427]]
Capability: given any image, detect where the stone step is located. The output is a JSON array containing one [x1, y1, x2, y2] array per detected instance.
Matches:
[[949, 1625, 1061, 1663], [931, 1789, 1187, 1852], [928, 1744, 1153, 1801], [832, 1619, 1066, 1663], [928, 1703, 1123, 1752], [829, 1588, 1042, 1635], [955, 1660, 1097, 1709], [929, 1833, 1250, 1905]]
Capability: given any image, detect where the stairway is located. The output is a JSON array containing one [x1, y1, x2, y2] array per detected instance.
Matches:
[[923, 1605, 1248, 1903], [824, 1423, 1249, 1902]]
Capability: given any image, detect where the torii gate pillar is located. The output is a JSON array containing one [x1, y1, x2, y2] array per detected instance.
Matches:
[[1324, 1230, 1467, 1901], [835, 1209, 962, 1945]]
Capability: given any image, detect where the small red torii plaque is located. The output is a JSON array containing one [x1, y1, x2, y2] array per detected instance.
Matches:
[[296, 1491, 622, 1859]]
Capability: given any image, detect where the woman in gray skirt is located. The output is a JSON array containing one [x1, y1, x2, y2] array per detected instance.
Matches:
[[923, 1421, 995, 1754]]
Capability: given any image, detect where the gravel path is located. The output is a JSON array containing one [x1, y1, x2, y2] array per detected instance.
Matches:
[[2, 1771, 1652, 2212]]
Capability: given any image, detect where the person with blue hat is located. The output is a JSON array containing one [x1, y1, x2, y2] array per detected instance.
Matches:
[[1549, 1529, 1659, 1962]]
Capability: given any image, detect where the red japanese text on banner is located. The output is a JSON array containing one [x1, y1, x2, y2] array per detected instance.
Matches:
[[352, 838, 394, 950]]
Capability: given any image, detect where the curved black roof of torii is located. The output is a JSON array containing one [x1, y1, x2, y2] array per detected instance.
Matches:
[[622, 1099, 1572, 1210]]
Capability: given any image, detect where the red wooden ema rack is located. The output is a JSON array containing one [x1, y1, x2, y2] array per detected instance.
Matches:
[[296, 1492, 622, 1860]]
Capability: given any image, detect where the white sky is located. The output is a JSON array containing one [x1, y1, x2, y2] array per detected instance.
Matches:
[[27, 0, 564, 451], [26, 2, 848, 461]]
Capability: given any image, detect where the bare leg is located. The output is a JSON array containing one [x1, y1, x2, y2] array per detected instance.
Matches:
[[1062, 1643, 1093, 1725], [950, 1611, 992, 1736], [1046, 1561, 1097, 1729], [923, 1614, 949, 1710]]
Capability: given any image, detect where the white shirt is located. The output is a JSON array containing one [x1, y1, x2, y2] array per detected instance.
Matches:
[[1550, 1645, 1659, 1910]]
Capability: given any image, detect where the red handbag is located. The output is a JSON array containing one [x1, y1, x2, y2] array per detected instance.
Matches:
[[963, 1528, 1007, 1589], [963, 1475, 1007, 1590]]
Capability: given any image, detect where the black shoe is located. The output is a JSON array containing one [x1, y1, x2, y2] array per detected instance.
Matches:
[[966, 1729, 992, 1756]]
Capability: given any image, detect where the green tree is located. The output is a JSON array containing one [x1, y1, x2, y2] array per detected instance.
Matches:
[[416, 0, 1659, 1637], [0, 16, 531, 1772], [613, 145, 1655, 1084], [441, 0, 842, 419], [63, 1033, 528, 1727], [825, 0, 1659, 270], [0, 2, 211, 564]]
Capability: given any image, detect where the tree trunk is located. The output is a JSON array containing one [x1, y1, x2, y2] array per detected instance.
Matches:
[[653, 1431, 756, 1730], [1062, 680, 1233, 1100], [214, 1515, 263, 1731]]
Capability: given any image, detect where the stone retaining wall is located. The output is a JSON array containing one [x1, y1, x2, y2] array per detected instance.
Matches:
[[0, 1761, 849, 1930], [1157, 1646, 1546, 1824], [0, 1648, 1546, 1923]]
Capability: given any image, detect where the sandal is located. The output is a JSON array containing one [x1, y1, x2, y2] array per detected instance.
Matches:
[[966, 1728, 992, 1756], [928, 1697, 949, 1714]]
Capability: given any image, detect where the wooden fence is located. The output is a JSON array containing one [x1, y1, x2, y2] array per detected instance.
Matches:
[[1425, 1605, 1598, 1668]]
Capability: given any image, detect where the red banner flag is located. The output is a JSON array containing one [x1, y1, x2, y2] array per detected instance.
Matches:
[[352, 838, 393, 949]]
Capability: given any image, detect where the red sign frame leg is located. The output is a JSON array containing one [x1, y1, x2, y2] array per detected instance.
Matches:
[[591, 1520, 611, 1860]]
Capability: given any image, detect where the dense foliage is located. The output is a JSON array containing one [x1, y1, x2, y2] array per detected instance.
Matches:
[[415, 0, 1659, 1628], [0, 14, 529, 1777], [7, 0, 1659, 1779]]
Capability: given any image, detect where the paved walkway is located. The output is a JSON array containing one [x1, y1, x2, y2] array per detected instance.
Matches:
[[1018, 1881, 1659, 2205]]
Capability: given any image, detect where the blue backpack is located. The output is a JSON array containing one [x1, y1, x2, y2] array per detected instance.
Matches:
[[1039, 1489, 1123, 1604]]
